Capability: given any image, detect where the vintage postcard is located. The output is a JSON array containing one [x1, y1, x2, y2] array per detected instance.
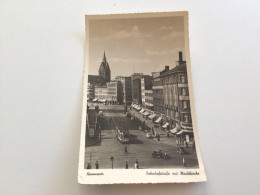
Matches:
[[78, 12, 206, 184]]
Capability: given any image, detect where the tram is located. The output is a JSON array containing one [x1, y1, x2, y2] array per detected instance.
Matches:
[[116, 126, 129, 143]]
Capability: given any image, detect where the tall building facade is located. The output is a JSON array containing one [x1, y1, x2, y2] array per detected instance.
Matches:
[[152, 66, 169, 114], [141, 76, 153, 107], [160, 52, 192, 130], [144, 90, 153, 110], [131, 73, 143, 105], [94, 86, 108, 100], [107, 81, 123, 104], [98, 52, 111, 83], [115, 76, 132, 105]]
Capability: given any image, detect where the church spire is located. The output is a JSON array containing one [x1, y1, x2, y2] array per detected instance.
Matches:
[[103, 51, 106, 62]]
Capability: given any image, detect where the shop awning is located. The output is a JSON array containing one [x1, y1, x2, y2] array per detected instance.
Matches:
[[162, 122, 169, 129], [143, 111, 150, 116], [155, 117, 162, 123], [139, 109, 145, 113], [148, 114, 156, 119], [92, 99, 98, 102], [176, 130, 193, 135], [181, 124, 193, 130], [170, 128, 178, 134], [135, 106, 141, 111], [99, 99, 107, 103], [131, 103, 134, 106]]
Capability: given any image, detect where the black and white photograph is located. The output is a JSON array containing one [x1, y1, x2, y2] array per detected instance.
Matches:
[[79, 12, 206, 184]]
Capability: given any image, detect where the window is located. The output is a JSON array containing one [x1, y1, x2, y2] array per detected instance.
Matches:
[[184, 114, 189, 122], [183, 101, 187, 109], [182, 88, 187, 95], [181, 75, 185, 83]]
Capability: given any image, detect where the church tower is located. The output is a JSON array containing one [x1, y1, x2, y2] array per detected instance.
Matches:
[[98, 51, 111, 83]]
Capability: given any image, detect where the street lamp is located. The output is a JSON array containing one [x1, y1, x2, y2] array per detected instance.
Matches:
[[110, 156, 114, 169]]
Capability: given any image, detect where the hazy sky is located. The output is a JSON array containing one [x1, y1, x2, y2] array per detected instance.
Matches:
[[88, 16, 186, 79]]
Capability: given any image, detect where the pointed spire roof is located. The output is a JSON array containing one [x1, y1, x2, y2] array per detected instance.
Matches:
[[103, 51, 106, 62]]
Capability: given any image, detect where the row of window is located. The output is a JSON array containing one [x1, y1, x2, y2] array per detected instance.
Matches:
[[164, 100, 190, 110]]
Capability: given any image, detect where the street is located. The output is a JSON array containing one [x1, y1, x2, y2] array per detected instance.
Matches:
[[85, 105, 199, 169]]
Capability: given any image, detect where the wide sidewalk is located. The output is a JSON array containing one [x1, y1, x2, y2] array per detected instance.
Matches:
[[127, 107, 171, 138]]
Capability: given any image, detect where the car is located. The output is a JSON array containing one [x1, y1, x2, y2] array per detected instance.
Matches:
[[125, 112, 131, 118], [152, 150, 169, 159], [146, 133, 153, 138], [177, 147, 187, 154]]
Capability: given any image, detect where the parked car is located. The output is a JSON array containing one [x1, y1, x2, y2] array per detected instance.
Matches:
[[146, 133, 152, 138], [152, 150, 169, 159], [125, 112, 131, 118], [177, 147, 187, 154]]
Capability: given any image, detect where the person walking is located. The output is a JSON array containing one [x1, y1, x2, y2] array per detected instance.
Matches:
[[167, 132, 170, 138], [87, 162, 91, 169], [95, 161, 99, 169], [185, 141, 189, 148], [124, 146, 128, 154], [134, 159, 139, 169], [125, 161, 128, 169], [183, 158, 187, 167]]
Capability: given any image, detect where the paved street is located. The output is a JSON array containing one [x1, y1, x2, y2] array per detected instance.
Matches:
[[85, 105, 199, 169]]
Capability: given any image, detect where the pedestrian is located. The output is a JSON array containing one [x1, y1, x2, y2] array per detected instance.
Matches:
[[124, 146, 128, 154], [125, 161, 128, 169], [176, 139, 179, 146], [134, 159, 139, 169], [158, 133, 160, 141], [134, 162, 138, 169], [185, 141, 188, 148], [183, 158, 187, 167], [95, 161, 99, 169], [87, 162, 91, 169], [167, 132, 169, 138]]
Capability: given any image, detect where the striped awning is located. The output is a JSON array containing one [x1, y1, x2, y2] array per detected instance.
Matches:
[[162, 122, 169, 129], [143, 111, 150, 116], [176, 130, 193, 135], [155, 117, 162, 123], [170, 128, 177, 134], [139, 109, 145, 113], [148, 114, 156, 119]]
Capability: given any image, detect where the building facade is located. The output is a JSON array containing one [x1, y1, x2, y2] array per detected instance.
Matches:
[[107, 81, 123, 104], [152, 66, 169, 114], [115, 76, 132, 105], [94, 86, 108, 100], [141, 76, 153, 107], [87, 83, 95, 100], [144, 90, 153, 110], [160, 52, 192, 130]]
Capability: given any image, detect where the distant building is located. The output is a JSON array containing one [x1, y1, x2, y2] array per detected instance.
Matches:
[[94, 86, 108, 100], [98, 52, 111, 83], [144, 90, 153, 110], [152, 66, 169, 114], [131, 73, 143, 105], [141, 76, 153, 107], [160, 52, 192, 132], [115, 76, 132, 105], [87, 83, 95, 100], [107, 81, 123, 104]]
